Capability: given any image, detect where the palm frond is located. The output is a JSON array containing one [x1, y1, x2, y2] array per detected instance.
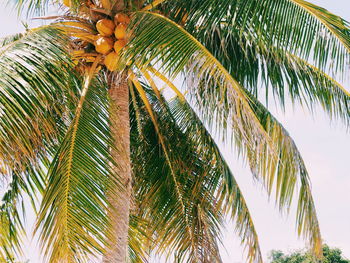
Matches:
[[243, 91, 322, 255], [127, 11, 322, 256], [0, 174, 25, 262], [130, 80, 263, 263], [189, 74, 322, 255], [130, 87, 223, 262], [168, 96, 264, 263], [272, 51, 350, 124], [0, 33, 24, 48], [126, 10, 273, 173], [160, 0, 350, 73], [131, 74, 204, 262], [128, 215, 150, 263], [147, 66, 186, 101], [0, 152, 47, 262], [188, 76, 322, 255], [36, 64, 118, 263], [7, 0, 52, 16], [202, 29, 350, 126], [7, 0, 84, 16], [0, 26, 77, 175]]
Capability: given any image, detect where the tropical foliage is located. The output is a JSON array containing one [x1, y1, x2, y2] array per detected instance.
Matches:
[[269, 245, 350, 263], [0, 0, 349, 262]]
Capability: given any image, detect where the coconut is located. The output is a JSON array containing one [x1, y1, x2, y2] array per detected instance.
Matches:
[[96, 19, 115, 36], [114, 39, 127, 53], [104, 52, 119, 71], [95, 36, 114, 54], [114, 13, 130, 24], [114, 24, 127, 40]]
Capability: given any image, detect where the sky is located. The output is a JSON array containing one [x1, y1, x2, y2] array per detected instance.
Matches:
[[0, 1, 349, 262]]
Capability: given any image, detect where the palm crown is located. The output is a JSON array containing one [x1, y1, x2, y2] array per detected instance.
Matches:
[[1, 0, 350, 262]]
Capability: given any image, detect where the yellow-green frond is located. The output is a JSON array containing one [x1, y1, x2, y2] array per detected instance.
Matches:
[[36, 62, 119, 263]]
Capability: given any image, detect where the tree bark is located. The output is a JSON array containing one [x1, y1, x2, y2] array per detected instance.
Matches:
[[103, 72, 131, 263]]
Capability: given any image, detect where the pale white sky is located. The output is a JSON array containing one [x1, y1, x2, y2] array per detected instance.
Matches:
[[0, 1, 349, 263]]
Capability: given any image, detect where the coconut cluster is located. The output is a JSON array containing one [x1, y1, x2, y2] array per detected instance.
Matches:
[[62, 0, 131, 72], [93, 14, 130, 71]]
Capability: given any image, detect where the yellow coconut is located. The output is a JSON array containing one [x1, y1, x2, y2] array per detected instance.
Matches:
[[114, 24, 127, 40], [114, 13, 130, 24], [104, 52, 119, 71], [114, 39, 127, 53], [96, 19, 115, 37], [95, 36, 114, 54]]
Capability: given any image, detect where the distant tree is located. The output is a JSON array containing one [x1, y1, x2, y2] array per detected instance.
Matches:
[[270, 245, 350, 263]]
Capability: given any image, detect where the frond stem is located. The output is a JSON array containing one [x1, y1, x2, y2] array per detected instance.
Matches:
[[147, 66, 186, 101]]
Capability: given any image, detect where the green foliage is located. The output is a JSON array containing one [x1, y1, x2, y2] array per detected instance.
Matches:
[[130, 83, 263, 262], [0, 26, 77, 260], [127, 11, 322, 256], [269, 245, 350, 263], [0, 0, 350, 262], [201, 29, 350, 126], [36, 74, 119, 262], [161, 0, 350, 73], [0, 27, 76, 172]]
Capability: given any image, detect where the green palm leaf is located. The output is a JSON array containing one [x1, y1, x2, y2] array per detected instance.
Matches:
[[244, 92, 322, 253], [130, 82, 263, 262], [127, 11, 273, 170], [128, 215, 149, 263], [159, 0, 350, 73], [0, 29, 79, 260], [0, 26, 77, 174], [167, 96, 264, 263], [2, 0, 349, 262], [36, 68, 119, 263], [0, 174, 24, 262], [200, 27, 350, 125], [0, 33, 24, 47], [0, 164, 46, 262], [126, 11, 323, 256]]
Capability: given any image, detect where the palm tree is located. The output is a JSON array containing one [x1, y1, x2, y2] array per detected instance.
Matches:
[[0, 0, 349, 262]]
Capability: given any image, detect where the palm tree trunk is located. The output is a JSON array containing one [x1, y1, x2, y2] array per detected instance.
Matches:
[[103, 72, 131, 263]]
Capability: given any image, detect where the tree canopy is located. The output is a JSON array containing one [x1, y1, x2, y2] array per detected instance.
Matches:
[[270, 245, 350, 263], [0, 0, 350, 262]]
